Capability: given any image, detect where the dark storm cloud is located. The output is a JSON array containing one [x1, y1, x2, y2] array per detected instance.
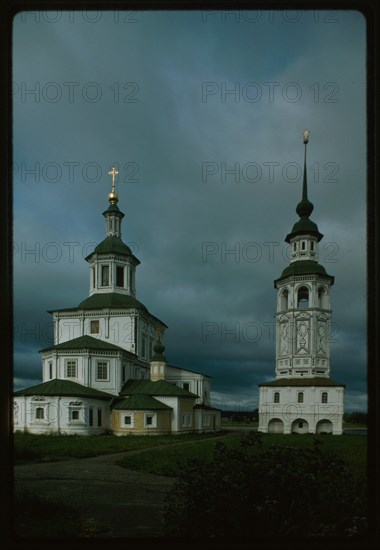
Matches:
[[13, 10, 366, 411]]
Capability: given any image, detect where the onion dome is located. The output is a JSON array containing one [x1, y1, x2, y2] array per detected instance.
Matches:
[[151, 340, 167, 362]]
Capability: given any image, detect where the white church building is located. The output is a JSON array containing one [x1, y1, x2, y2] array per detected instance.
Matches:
[[14, 169, 220, 435], [258, 131, 345, 435]]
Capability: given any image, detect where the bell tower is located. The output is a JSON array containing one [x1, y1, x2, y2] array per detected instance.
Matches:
[[274, 130, 334, 379], [258, 131, 344, 435]]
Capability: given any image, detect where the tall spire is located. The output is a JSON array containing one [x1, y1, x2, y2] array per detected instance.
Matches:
[[296, 129, 314, 219]]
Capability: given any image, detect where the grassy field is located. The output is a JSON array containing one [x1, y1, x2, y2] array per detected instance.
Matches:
[[13, 431, 367, 481], [116, 432, 367, 478], [13, 430, 228, 463]]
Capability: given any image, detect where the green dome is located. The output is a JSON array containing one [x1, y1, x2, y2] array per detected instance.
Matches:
[[92, 236, 133, 257], [285, 217, 323, 243], [276, 260, 334, 282], [103, 203, 124, 217], [151, 340, 166, 362]]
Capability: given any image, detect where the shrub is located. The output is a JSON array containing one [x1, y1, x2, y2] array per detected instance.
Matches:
[[163, 434, 367, 539]]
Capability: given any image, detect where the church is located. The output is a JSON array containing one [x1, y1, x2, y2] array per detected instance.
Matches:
[[14, 169, 221, 435], [258, 131, 345, 435]]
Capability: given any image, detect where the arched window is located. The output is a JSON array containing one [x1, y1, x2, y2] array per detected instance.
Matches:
[[297, 286, 309, 308], [301, 241, 306, 251], [36, 407, 44, 420], [297, 392, 304, 404], [274, 392, 280, 403], [280, 289, 289, 310], [321, 392, 328, 404]]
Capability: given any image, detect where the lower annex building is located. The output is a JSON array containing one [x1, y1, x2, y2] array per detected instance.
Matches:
[[14, 170, 220, 435]]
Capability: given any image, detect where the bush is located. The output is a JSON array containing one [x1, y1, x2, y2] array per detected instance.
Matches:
[[163, 433, 367, 539]]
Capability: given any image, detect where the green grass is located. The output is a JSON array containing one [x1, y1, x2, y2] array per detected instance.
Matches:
[[117, 433, 367, 478], [13, 431, 227, 463]]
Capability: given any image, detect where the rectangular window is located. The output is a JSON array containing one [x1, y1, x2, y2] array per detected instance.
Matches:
[[92, 267, 96, 288], [322, 392, 328, 404], [90, 320, 100, 334], [274, 392, 280, 403], [101, 265, 109, 286], [89, 407, 93, 427], [310, 241, 315, 251], [97, 408, 102, 427], [297, 392, 304, 403], [183, 382, 190, 391], [48, 362, 53, 379], [66, 360, 77, 378], [121, 414, 134, 428], [145, 414, 156, 428], [96, 361, 109, 380], [116, 266, 124, 287], [71, 410, 79, 421]]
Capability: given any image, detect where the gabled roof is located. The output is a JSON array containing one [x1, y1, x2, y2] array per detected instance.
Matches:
[[112, 394, 172, 411], [259, 377, 345, 387], [39, 335, 126, 353], [120, 379, 198, 398], [14, 379, 113, 400]]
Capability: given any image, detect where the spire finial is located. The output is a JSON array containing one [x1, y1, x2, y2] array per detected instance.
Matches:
[[296, 129, 314, 218], [108, 167, 119, 204]]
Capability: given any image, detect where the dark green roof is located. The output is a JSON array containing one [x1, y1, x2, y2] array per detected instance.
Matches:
[[121, 379, 198, 398], [259, 377, 345, 388], [77, 292, 149, 312], [285, 217, 323, 243], [49, 293, 168, 328], [275, 260, 334, 283], [39, 335, 125, 353], [87, 236, 136, 260], [103, 204, 124, 217], [112, 394, 172, 411], [14, 379, 113, 399]]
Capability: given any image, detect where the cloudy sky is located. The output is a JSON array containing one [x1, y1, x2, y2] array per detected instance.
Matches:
[[13, 9, 367, 411]]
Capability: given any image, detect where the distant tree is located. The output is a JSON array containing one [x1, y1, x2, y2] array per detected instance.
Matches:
[[344, 412, 367, 425], [163, 433, 367, 539]]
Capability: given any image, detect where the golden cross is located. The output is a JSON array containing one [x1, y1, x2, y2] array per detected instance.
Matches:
[[108, 167, 119, 191]]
